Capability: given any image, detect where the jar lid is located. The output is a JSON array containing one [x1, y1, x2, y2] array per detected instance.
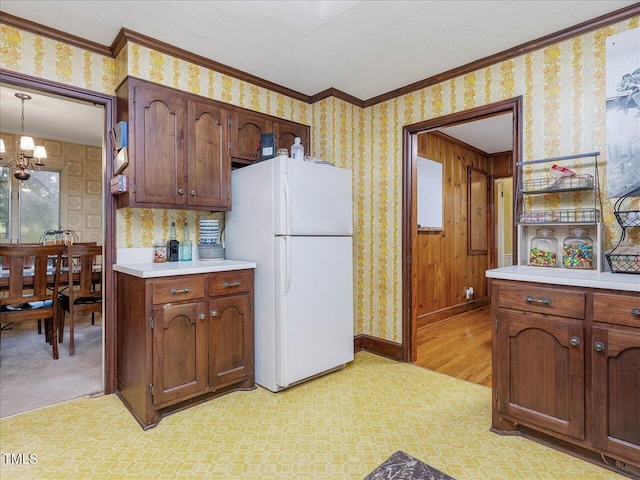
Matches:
[[536, 228, 555, 236], [568, 227, 588, 237]]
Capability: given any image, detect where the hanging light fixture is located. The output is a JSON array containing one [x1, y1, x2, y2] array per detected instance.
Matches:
[[1, 93, 47, 184]]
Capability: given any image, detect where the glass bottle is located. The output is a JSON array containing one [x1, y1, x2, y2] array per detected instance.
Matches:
[[562, 227, 594, 269], [167, 222, 180, 262], [179, 222, 193, 261], [529, 228, 558, 267]]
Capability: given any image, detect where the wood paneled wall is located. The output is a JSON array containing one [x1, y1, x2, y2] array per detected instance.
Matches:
[[416, 132, 491, 327]]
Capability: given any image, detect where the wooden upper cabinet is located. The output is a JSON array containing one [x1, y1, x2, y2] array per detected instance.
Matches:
[[117, 77, 231, 211], [133, 83, 186, 206], [230, 111, 272, 164], [187, 100, 230, 209], [274, 120, 309, 156]]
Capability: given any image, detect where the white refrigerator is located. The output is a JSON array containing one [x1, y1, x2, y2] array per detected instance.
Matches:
[[225, 157, 354, 392]]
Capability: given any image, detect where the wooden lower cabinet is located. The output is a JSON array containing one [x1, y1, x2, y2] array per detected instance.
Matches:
[[497, 310, 585, 440], [492, 280, 640, 475], [117, 269, 254, 429]]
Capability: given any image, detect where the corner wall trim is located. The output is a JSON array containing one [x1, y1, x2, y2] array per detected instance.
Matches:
[[354, 335, 404, 362]]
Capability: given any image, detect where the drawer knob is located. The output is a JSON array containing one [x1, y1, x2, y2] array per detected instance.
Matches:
[[631, 308, 640, 317], [570, 336, 581, 347], [524, 295, 552, 306], [190, 190, 196, 196], [178, 188, 184, 195], [198, 313, 205, 320], [223, 281, 240, 288], [170, 286, 191, 295], [210, 310, 218, 317], [594, 342, 606, 352]]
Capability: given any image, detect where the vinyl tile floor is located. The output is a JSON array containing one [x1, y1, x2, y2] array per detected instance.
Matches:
[[0, 352, 625, 479]]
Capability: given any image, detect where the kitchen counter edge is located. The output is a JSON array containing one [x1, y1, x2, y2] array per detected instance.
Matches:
[[486, 266, 639, 292], [114, 260, 256, 278]]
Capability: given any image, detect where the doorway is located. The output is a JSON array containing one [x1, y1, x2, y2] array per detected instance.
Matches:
[[401, 97, 522, 365], [0, 69, 117, 414]]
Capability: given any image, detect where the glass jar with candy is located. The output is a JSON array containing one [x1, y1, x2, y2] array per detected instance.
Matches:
[[529, 228, 558, 267], [562, 227, 594, 269]]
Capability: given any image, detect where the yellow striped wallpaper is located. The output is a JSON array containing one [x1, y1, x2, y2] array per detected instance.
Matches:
[[1, 18, 638, 344]]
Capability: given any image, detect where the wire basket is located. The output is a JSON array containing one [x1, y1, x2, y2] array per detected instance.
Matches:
[[605, 253, 640, 274], [522, 174, 594, 193], [518, 208, 600, 224]]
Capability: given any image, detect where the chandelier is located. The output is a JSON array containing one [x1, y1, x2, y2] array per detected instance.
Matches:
[[0, 93, 47, 184]]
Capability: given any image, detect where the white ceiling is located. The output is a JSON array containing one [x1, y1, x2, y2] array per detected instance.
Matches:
[[0, 1, 634, 152]]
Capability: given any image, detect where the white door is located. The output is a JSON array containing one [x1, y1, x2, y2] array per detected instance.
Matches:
[[274, 157, 352, 236], [274, 235, 353, 389]]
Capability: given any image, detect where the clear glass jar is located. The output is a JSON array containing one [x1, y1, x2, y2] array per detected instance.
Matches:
[[153, 241, 167, 263], [562, 227, 594, 269], [529, 228, 558, 267]]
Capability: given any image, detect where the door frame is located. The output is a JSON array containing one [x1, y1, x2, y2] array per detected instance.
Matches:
[[1, 68, 117, 393], [401, 97, 522, 362]]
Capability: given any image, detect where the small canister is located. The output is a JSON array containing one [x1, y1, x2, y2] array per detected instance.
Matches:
[[529, 228, 558, 267], [153, 241, 167, 263], [562, 227, 594, 269]]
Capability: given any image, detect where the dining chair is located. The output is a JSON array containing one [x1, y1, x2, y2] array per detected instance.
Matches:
[[58, 244, 102, 356], [0, 244, 64, 359]]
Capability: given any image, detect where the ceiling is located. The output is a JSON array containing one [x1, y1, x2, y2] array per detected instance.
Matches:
[[0, 1, 634, 153]]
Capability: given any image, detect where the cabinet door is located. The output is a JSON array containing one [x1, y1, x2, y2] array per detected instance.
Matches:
[[133, 84, 186, 205], [208, 294, 253, 388], [230, 111, 272, 163], [187, 100, 231, 209], [592, 326, 640, 463], [273, 120, 309, 156], [497, 310, 585, 439], [152, 301, 207, 406]]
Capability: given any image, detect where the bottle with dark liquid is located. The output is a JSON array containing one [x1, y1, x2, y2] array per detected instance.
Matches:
[[167, 221, 180, 262]]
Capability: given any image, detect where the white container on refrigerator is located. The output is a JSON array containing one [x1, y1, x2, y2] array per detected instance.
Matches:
[[225, 157, 354, 392]]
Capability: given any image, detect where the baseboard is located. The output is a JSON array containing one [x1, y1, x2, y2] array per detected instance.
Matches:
[[354, 335, 404, 361], [417, 297, 490, 329]]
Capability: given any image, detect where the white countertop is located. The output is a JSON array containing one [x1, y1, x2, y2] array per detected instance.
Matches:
[[114, 259, 256, 278], [486, 266, 639, 292]]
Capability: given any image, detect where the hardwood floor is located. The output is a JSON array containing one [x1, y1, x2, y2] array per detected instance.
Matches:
[[414, 306, 492, 387]]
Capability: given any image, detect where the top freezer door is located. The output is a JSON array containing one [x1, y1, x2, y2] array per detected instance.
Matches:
[[274, 157, 352, 236]]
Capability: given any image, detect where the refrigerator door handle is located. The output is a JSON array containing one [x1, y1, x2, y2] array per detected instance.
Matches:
[[283, 172, 292, 235], [284, 236, 292, 294]]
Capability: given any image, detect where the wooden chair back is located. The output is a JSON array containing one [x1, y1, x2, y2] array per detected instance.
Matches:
[[58, 244, 102, 356], [62, 244, 102, 299], [0, 244, 64, 359]]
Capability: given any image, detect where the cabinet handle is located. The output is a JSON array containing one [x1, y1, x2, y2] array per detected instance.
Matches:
[[570, 336, 581, 347], [223, 281, 240, 288], [524, 295, 552, 306], [198, 313, 205, 320], [631, 308, 640, 317], [170, 286, 191, 295], [594, 342, 605, 352], [190, 190, 196, 196], [178, 188, 184, 195], [210, 310, 218, 317]]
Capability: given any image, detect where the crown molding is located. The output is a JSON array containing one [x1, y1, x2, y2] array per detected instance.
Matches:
[[364, 3, 640, 107], [110, 28, 311, 104], [2, 4, 639, 108], [0, 11, 112, 57]]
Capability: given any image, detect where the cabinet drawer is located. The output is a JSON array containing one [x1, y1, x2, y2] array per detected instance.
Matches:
[[152, 276, 205, 304], [208, 269, 253, 296], [593, 293, 640, 327], [498, 283, 585, 319]]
